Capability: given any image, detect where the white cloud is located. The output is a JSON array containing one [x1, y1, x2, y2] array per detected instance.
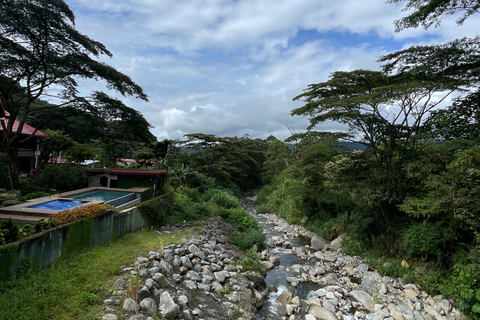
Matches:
[[63, 0, 476, 141]]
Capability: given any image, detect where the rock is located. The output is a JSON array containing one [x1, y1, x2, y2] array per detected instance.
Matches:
[[254, 289, 264, 309], [269, 256, 280, 266], [405, 289, 418, 300], [330, 234, 344, 248], [188, 244, 205, 260], [152, 273, 168, 288], [305, 315, 316, 320], [311, 236, 329, 251], [127, 315, 145, 320], [308, 305, 337, 320], [139, 297, 157, 315], [123, 297, 139, 314], [158, 292, 181, 319], [102, 315, 118, 320], [138, 286, 150, 301], [261, 261, 275, 270], [349, 290, 375, 312], [277, 290, 293, 305]]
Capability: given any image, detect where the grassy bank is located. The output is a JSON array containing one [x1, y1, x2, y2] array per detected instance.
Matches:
[[0, 228, 193, 320]]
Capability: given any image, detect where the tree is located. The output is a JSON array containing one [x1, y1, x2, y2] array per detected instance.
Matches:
[[0, 0, 148, 186], [38, 129, 73, 167], [263, 140, 292, 178], [183, 133, 266, 190], [422, 91, 480, 141], [389, 0, 480, 30]]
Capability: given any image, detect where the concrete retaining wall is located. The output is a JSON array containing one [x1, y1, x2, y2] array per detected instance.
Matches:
[[0, 207, 146, 282]]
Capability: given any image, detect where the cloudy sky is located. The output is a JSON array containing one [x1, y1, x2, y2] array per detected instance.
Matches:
[[65, 0, 479, 141]]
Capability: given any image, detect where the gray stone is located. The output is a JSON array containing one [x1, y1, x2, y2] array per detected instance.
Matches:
[[350, 290, 375, 312], [152, 273, 168, 288], [127, 314, 145, 320], [311, 236, 329, 250], [308, 306, 337, 320], [188, 244, 205, 259], [186, 270, 201, 281], [181, 256, 193, 269], [123, 297, 139, 314], [139, 297, 157, 315], [276, 290, 293, 305], [183, 280, 197, 290], [138, 286, 150, 301], [158, 291, 181, 319], [148, 267, 159, 276], [102, 315, 118, 320]]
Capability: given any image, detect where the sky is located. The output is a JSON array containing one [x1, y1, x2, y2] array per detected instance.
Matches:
[[64, 0, 480, 142]]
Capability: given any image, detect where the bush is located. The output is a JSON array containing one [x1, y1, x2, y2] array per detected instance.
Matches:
[[230, 228, 265, 251], [18, 191, 50, 202], [241, 248, 262, 272], [204, 189, 241, 209], [0, 218, 20, 245], [47, 204, 116, 225], [403, 222, 445, 259], [137, 191, 175, 226], [32, 164, 88, 191]]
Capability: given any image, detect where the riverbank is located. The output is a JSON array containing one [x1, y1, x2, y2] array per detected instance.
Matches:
[[99, 191, 463, 319]]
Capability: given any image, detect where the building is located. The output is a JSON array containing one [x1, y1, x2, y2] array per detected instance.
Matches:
[[0, 110, 46, 172]]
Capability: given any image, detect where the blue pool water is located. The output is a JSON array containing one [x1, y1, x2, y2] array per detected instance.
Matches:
[[71, 190, 131, 202], [30, 200, 84, 210]]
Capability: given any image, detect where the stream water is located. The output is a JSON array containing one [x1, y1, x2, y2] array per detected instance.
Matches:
[[241, 194, 318, 319]]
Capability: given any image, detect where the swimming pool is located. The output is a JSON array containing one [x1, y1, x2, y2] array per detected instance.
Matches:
[[29, 200, 84, 210], [70, 190, 132, 202]]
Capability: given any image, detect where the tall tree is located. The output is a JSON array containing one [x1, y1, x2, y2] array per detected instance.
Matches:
[[389, 0, 480, 30], [0, 0, 148, 186]]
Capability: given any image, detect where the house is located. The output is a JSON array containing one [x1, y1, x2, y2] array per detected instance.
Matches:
[[87, 168, 167, 190], [0, 110, 46, 172]]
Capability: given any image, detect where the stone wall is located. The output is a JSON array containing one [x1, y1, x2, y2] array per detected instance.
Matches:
[[0, 207, 146, 282]]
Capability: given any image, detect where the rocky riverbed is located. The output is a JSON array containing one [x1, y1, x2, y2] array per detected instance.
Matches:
[[99, 193, 463, 320]]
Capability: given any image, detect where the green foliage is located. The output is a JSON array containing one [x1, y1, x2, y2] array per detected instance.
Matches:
[[60, 217, 94, 259], [437, 262, 480, 319], [137, 191, 176, 226], [241, 248, 262, 272], [263, 140, 292, 181], [230, 228, 266, 251], [80, 291, 98, 306], [32, 164, 88, 191], [204, 189, 241, 209], [183, 133, 265, 190], [0, 242, 18, 281], [0, 219, 20, 245], [18, 192, 50, 202], [403, 222, 446, 259], [376, 259, 410, 279]]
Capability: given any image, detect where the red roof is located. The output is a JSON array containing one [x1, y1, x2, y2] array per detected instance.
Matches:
[[0, 111, 46, 138], [89, 168, 167, 176]]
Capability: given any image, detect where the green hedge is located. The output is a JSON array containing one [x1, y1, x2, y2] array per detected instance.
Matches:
[[137, 191, 175, 226]]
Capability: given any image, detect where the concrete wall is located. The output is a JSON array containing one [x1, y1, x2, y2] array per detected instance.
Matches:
[[0, 207, 146, 282]]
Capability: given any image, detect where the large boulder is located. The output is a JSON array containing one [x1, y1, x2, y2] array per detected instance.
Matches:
[[158, 292, 181, 319], [311, 236, 329, 251]]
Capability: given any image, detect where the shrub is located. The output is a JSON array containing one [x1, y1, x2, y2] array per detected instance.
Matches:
[[403, 222, 445, 259], [19, 191, 50, 202], [230, 228, 266, 251], [32, 164, 88, 191], [438, 262, 480, 319], [241, 248, 262, 272], [137, 191, 175, 226], [204, 189, 241, 209], [0, 199, 22, 207], [0, 218, 20, 245], [48, 204, 116, 225]]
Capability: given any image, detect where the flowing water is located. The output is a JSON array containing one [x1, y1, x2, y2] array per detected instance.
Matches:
[[241, 194, 317, 319]]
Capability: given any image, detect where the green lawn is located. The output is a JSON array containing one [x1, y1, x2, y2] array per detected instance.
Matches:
[[0, 228, 193, 320]]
